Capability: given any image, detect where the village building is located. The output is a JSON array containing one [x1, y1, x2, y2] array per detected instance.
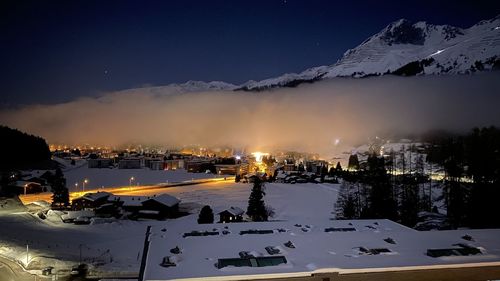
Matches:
[[218, 206, 245, 223], [305, 160, 328, 174], [215, 163, 249, 176], [144, 158, 164, 170], [184, 159, 214, 173], [283, 163, 297, 172], [8, 180, 43, 194], [163, 159, 184, 170], [88, 158, 113, 168], [72, 192, 112, 210], [118, 158, 142, 169], [140, 194, 180, 219], [108, 195, 152, 213]]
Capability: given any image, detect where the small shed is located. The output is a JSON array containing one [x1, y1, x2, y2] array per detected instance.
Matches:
[[218, 206, 244, 223]]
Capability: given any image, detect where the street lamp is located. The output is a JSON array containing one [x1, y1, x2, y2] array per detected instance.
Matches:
[[24, 184, 27, 195], [83, 179, 88, 192], [129, 176, 135, 186]]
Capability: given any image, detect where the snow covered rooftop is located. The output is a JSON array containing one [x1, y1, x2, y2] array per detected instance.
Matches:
[[142, 219, 500, 280], [79, 191, 112, 202], [13, 180, 40, 187], [219, 206, 245, 216], [145, 194, 180, 207], [108, 195, 153, 207]]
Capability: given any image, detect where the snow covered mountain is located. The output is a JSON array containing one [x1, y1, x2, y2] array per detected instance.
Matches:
[[117, 80, 238, 96], [238, 15, 500, 91], [165, 80, 238, 92]]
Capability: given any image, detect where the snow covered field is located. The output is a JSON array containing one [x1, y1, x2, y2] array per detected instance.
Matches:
[[0, 181, 340, 277], [64, 165, 217, 192]]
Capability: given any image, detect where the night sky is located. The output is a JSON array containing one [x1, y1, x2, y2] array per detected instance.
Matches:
[[1, 0, 499, 105]]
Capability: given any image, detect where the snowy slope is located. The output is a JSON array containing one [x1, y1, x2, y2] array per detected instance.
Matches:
[[98, 16, 500, 94], [239, 15, 500, 91], [116, 80, 237, 96]]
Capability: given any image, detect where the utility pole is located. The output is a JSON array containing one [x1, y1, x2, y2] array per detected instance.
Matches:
[[138, 226, 152, 281], [26, 243, 29, 265]]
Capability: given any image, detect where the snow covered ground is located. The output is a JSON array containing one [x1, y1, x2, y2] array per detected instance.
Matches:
[[0, 181, 340, 277], [143, 219, 500, 280], [64, 165, 217, 192]]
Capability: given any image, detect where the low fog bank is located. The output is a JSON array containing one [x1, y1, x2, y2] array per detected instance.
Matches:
[[1, 73, 499, 156]]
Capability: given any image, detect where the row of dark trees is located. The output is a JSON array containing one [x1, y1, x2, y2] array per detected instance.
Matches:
[[0, 125, 51, 171], [336, 127, 500, 229], [336, 151, 435, 227], [426, 126, 500, 228]]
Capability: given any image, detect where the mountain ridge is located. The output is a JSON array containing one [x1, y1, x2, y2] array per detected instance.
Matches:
[[158, 15, 500, 93]]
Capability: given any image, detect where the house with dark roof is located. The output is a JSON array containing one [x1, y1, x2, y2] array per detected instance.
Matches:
[[8, 180, 43, 195], [140, 194, 180, 219], [218, 206, 245, 223], [72, 192, 112, 210]]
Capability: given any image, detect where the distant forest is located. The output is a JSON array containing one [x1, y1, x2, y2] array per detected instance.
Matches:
[[335, 126, 500, 229], [0, 125, 51, 171]]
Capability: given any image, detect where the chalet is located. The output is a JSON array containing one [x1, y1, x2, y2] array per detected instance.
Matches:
[[218, 206, 244, 223], [118, 158, 142, 169], [108, 195, 152, 213], [88, 158, 113, 168], [8, 181, 43, 194], [140, 194, 180, 219], [72, 192, 112, 210]]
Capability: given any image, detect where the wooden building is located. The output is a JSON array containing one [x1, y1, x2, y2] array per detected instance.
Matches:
[[140, 194, 180, 219], [218, 206, 245, 223], [72, 192, 112, 210]]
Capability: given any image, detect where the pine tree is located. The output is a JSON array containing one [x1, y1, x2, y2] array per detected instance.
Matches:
[[335, 182, 359, 219], [197, 205, 214, 224], [335, 162, 342, 172], [399, 183, 420, 227], [246, 177, 268, 221], [51, 168, 69, 209], [366, 153, 398, 220], [347, 154, 360, 171]]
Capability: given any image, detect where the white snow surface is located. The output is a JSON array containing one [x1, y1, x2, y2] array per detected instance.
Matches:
[[64, 165, 217, 191], [143, 220, 500, 280], [0, 182, 339, 275], [145, 193, 180, 207], [240, 15, 500, 90]]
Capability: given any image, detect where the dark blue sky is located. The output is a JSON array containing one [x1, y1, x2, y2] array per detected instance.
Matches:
[[1, 0, 499, 105]]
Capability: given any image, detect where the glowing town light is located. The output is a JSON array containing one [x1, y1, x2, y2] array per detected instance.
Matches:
[[235, 155, 241, 160], [252, 152, 269, 163]]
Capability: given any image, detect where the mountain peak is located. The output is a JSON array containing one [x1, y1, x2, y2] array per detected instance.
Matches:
[[379, 19, 426, 45]]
